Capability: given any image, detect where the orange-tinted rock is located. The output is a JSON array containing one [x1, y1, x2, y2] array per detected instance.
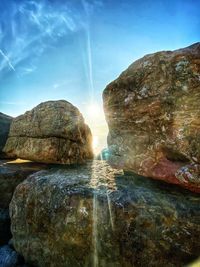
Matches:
[[3, 100, 93, 164], [103, 43, 200, 193]]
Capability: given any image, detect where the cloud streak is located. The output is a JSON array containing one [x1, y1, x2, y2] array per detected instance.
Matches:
[[0, 0, 87, 76], [0, 49, 15, 72], [0, 101, 26, 106]]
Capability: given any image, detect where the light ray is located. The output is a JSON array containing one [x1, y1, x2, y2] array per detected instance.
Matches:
[[82, 0, 95, 102], [86, 28, 94, 102], [92, 192, 99, 267]]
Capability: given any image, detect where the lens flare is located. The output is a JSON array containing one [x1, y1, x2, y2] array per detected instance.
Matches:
[[92, 135, 99, 151]]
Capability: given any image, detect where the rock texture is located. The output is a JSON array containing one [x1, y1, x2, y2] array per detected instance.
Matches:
[[0, 160, 48, 209], [0, 113, 13, 159], [3, 100, 93, 164], [10, 161, 200, 267], [103, 43, 200, 193], [0, 160, 48, 245]]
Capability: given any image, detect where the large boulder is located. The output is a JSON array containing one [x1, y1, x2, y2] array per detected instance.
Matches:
[[0, 113, 13, 159], [103, 43, 200, 193], [3, 100, 93, 164], [0, 159, 48, 245], [10, 161, 200, 267]]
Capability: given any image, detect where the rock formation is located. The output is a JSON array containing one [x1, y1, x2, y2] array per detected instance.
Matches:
[[103, 43, 200, 193], [0, 113, 13, 159], [3, 100, 93, 164], [0, 159, 48, 245], [0, 160, 49, 210], [10, 161, 200, 267]]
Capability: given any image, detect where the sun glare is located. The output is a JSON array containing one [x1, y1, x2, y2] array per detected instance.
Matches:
[[87, 103, 101, 118], [84, 102, 108, 156], [92, 135, 99, 151]]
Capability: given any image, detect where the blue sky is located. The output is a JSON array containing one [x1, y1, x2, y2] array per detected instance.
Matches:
[[0, 0, 199, 152]]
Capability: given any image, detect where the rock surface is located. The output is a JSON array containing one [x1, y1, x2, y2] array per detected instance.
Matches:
[[10, 160, 200, 267], [3, 100, 93, 164], [0, 113, 13, 159], [0, 160, 49, 245], [103, 43, 200, 193], [0, 160, 49, 209]]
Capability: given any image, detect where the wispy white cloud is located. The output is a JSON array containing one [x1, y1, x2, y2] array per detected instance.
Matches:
[[0, 101, 26, 106], [52, 78, 79, 90], [0, 0, 104, 83], [18, 66, 37, 77], [0, 0, 86, 75], [0, 49, 15, 72]]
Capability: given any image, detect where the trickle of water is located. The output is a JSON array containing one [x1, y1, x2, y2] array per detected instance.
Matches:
[[106, 191, 114, 231]]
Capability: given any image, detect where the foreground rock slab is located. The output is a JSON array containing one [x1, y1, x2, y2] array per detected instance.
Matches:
[[103, 43, 200, 193], [0, 160, 49, 245], [0, 113, 13, 159], [10, 161, 200, 267], [0, 160, 49, 209], [4, 100, 93, 164]]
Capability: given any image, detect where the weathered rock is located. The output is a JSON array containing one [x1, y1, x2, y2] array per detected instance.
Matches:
[[10, 161, 200, 267], [103, 43, 200, 193], [0, 159, 49, 245], [0, 113, 13, 159], [3, 100, 93, 164]]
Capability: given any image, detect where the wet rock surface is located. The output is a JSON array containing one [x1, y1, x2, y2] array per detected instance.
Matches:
[[3, 100, 93, 164], [0, 113, 13, 159], [103, 43, 200, 192], [10, 160, 200, 267]]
